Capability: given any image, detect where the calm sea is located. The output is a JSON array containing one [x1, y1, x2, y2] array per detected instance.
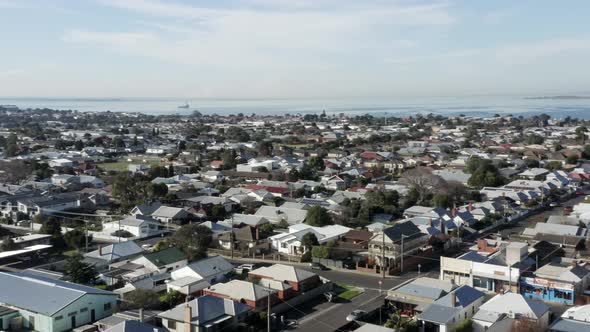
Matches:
[[0, 96, 589, 119]]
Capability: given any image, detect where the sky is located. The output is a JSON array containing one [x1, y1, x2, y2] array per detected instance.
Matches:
[[1, 0, 590, 99]]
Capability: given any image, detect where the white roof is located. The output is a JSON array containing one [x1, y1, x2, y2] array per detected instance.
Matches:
[[174, 256, 234, 280], [477, 292, 549, 320], [207, 280, 274, 301], [249, 264, 317, 283]]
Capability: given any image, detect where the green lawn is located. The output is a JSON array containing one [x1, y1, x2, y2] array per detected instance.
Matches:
[[63, 249, 80, 257], [335, 283, 363, 300], [100, 157, 166, 172]]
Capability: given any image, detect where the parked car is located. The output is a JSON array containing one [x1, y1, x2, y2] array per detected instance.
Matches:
[[346, 310, 367, 322], [311, 262, 328, 271], [235, 263, 255, 274]]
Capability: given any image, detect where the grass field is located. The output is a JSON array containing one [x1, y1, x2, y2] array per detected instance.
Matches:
[[100, 157, 166, 172], [335, 283, 363, 300]]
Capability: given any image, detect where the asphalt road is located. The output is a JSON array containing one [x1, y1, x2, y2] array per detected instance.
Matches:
[[288, 289, 384, 332]]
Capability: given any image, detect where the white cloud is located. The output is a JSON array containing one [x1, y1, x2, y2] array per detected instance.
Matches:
[[65, 0, 449, 70], [495, 38, 590, 64]]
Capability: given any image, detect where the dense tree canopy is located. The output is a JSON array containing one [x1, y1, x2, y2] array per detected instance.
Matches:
[[305, 206, 333, 227]]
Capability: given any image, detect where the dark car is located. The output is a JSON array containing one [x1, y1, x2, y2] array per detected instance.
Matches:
[[310, 262, 328, 270]]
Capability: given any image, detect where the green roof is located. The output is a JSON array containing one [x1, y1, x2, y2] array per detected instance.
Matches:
[[143, 247, 186, 267]]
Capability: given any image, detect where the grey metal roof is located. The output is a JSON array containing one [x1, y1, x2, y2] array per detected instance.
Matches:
[[158, 295, 250, 326], [104, 320, 166, 332], [419, 304, 460, 324], [84, 241, 143, 262], [0, 272, 115, 316], [550, 318, 590, 332]]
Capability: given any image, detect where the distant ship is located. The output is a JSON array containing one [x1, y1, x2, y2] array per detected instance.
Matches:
[[178, 102, 189, 109]]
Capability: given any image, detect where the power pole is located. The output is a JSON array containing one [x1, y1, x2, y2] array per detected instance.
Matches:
[[400, 234, 404, 274], [381, 230, 386, 278], [230, 214, 234, 259], [266, 288, 272, 332]]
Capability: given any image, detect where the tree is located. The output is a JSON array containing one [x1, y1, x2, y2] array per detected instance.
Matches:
[[465, 157, 505, 188], [111, 173, 149, 209], [432, 192, 451, 208], [301, 233, 319, 252], [305, 206, 333, 227], [450, 319, 473, 332], [148, 165, 170, 179], [400, 168, 446, 203], [311, 244, 333, 259], [576, 126, 588, 144], [566, 155, 578, 165], [287, 168, 300, 182], [169, 224, 212, 260], [154, 239, 170, 251], [444, 181, 468, 206], [0, 236, 16, 252], [64, 229, 91, 249], [160, 290, 184, 309], [74, 140, 84, 151], [40, 217, 66, 249], [225, 126, 250, 142], [64, 254, 97, 284], [147, 182, 168, 198], [124, 289, 161, 310], [308, 156, 325, 171]]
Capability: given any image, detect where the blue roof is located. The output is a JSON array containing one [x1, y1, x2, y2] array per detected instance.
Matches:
[[436, 285, 484, 308], [0, 272, 115, 316], [458, 251, 488, 263], [420, 286, 484, 324]]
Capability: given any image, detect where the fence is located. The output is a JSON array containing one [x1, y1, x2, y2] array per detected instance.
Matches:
[[272, 279, 333, 315], [312, 257, 344, 269]]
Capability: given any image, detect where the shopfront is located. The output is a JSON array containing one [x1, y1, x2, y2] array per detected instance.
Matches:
[[520, 277, 574, 305]]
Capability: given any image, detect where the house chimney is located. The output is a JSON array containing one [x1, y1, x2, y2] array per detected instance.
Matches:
[[184, 303, 192, 332], [439, 220, 445, 234], [99, 245, 103, 256], [255, 226, 260, 241], [451, 291, 457, 307], [429, 217, 434, 227], [477, 239, 486, 251], [468, 202, 473, 212], [452, 208, 457, 218], [139, 308, 144, 323]]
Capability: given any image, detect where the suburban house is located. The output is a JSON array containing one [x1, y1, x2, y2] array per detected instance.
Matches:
[[158, 296, 251, 332], [111, 248, 187, 294], [368, 221, 429, 273], [549, 304, 590, 332], [386, 277, 458, 317], [83, 241, 143, 270], [472, 292, 550, 332], [167, 256, 234, 295], [419, 285, 485, 332], [203, 279, 277, 309], [101, 215, 163, 239], [0, 272, 117, 332], [17, 194, 89, 218], [248, 264, 321, 292], [254, 206, 308, 225], [269, 224, 351, 256], [150, 206, 190, 224]]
